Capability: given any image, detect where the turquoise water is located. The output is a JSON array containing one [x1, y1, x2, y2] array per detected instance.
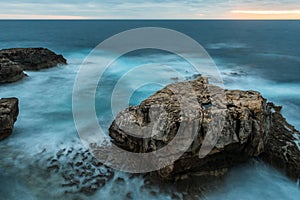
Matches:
[[0, 20, 299, 199]]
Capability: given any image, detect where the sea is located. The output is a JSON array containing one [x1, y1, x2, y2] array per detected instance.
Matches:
[[0, 20, 299, 200]]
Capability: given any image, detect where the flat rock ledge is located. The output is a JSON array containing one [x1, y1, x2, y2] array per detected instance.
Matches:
[[0, 48, 67, 83], [0, 98, 19, 140], [109, 77, 300, 181]]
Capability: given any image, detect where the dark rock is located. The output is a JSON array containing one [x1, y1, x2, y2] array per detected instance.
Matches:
[[109, 77, 299, 180], [80, 186, 97, 195], [62, 173, 75, 181], [0, 58, 26, 83], [115, 177, 125, 184], [66, 147, 73, 156], [126, 192, 133, 200], [94, 178, 106, 187], [62, 179, 80, 187], [47, 156, 54, 162], [261, 105, 300, 180], [75, 162, 83, 167], [0, 98, 19, 140], [47, 164, 60, 172], [0, 48, 67, 83], [56, 148, 66, 158], [45, 145, 114, 195], [0, 48, 67, 70], [50, 159, 58, 164]]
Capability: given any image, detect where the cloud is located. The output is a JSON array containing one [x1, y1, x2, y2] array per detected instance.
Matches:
[[0, 14, 87, 19], [0, 0, 300, 19]]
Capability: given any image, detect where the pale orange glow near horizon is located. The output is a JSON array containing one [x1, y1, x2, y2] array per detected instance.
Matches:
[[230, 10, 300, 19]]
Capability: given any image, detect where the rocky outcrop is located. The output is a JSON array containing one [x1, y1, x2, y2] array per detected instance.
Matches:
[[0, 98, 19, 140], [109, 77, 300, 180], [0, 48, 67, 83], [0, 48, 67, 70]]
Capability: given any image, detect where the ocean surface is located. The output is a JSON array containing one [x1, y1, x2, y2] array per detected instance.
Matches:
[[0, 20, 299, 200]]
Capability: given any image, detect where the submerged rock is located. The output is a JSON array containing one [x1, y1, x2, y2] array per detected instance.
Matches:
[[109, 77, 300, 180], [0, 98, 19, 140], [0, 48, 67, 83], [45, 145, 114, 195]]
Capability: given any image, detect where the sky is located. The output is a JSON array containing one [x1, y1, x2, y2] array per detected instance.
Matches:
[[0, 0, 300, 19]]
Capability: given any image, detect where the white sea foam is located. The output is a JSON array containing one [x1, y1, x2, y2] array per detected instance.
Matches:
[[256, 53, 300, 62], [206, 42, 248, 50]]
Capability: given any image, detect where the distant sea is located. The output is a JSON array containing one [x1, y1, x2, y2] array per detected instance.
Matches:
[[0, 20, 299, 200]]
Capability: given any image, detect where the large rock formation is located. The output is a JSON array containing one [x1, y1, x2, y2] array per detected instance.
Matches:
[[109, 77, 300, 180], [0, 98, 19, 140], [0, 48, 67, 83]]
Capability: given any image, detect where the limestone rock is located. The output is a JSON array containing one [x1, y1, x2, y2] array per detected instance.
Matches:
[[109, 77, 272, 179], [0, 98, 19, 140]]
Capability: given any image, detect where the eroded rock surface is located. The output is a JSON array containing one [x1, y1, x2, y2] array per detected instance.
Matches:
[[0, 48, 67, 83], [0, 98, 19, 140], [109, 77, 299, 180], [261, 103, 300, 180]]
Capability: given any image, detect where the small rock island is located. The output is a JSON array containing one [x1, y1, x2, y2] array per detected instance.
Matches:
[[109, 77, 300, 181], [0, 48, 67, 83]]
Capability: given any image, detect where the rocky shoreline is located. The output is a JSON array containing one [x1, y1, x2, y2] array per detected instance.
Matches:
[[0, 48, 67, 83]]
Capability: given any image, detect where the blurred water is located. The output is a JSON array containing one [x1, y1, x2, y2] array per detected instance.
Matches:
[[0, 20, 299, 199]]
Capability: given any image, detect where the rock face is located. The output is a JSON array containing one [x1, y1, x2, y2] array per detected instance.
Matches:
[[109, 77, 300, 180], [0, 48, 67, 83], [0, 57, 25, 83], [0, 98, 19, 140], [261, 104, 300, 180]]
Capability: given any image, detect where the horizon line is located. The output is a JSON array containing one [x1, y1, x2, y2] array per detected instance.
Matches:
[[0, 18, 300, 20]]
